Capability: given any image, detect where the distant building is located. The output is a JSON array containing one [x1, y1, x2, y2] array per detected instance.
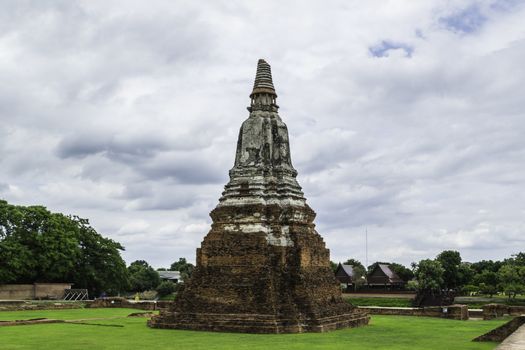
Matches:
[[158, 271, 181, 283], [335, 264, 365, 291], [335, 264, 356, 285], [367, 264, 404, 288]]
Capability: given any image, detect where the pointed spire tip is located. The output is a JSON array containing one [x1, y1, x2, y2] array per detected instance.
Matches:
[[251, 59, 276, 97]]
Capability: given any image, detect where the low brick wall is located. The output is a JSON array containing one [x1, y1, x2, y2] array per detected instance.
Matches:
[[0, 283, 72, 300], [474, 316, 525, 342], [469, 309, 484, 318], [0, 300, 85, 312], [359, 304, 469, 320], [85, 297, 172, 311], [483, 304, 525, 320]]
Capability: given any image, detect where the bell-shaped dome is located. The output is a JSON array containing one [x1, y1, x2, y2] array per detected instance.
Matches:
[[220, 59, 304, 205]]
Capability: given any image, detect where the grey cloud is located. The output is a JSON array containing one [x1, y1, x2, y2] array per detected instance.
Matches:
[[124, 184, 221, 211], [0, 182, 9, 192], [119, 183, 154, 200], [138, 154, 227, 185], [1, 1, 524, 268]]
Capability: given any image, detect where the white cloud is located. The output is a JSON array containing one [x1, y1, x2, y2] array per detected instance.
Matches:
[[1, 0, 524, 268]]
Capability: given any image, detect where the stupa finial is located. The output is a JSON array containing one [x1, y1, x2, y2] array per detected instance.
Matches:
[[249, 59, 278, 112], [250, 59, 277, 98]]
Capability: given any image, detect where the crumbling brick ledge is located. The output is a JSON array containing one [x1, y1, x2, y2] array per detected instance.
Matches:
[[0, 300, 85, 312], [474, 315, 525, 343], [358, 304, 469, 320]]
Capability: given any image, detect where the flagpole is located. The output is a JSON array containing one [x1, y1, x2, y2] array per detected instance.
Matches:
[[365, 227, 368, 269]]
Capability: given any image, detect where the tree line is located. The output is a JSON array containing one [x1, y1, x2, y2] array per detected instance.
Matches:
[[0, 200, 194, 297], [334, 250, 525, 299]]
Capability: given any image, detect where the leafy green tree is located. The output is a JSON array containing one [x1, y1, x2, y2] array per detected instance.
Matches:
[[436, 250, 473, 290], [170, 258, 195, 281], [128, 260, 160, 292], [504, 252, 525, 267], [389, 263, 414, 282], [343, 259, 365, 271], [498, 264, 525, 299], [0, 200, 129, 296], [156, 281, 176, 297], [473, 270, 499, 297], [513, 252, 525, 266], [471, 260, 503, 274], [72, 217, 129, 296], [329, 261, 338, 272], [406, 280, 419, 291], [414, 259, 445, 293]]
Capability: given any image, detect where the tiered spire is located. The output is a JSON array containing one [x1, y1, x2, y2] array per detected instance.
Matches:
[[250, 59, 277, 97], [249, 59, 278, 112]]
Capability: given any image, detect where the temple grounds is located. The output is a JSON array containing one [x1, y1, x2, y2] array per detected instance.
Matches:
[[0, 308, 508, 349]]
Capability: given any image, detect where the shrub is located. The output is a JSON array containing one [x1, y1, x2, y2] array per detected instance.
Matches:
[[156, 281, 176, 297]]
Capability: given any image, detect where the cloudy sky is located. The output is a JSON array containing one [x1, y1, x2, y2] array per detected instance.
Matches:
[[1, 0, 524, 268]]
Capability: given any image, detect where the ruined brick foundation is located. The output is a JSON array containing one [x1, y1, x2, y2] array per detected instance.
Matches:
[[149, 204, 369, 333]]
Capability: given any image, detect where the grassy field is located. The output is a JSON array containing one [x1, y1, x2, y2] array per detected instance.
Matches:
[[345, 297, 413, 307], [0, 308, 509, 350]]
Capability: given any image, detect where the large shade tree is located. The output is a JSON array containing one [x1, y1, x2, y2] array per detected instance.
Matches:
[[0, 200, 129, 296], [128, 260, 160, 292], [170, 257, 195, 281], [414, 259, 445, 293], [436, 250, 473, 290]]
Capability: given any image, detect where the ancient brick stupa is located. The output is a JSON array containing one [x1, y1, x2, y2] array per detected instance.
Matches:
[[148, 59, 369, 333]]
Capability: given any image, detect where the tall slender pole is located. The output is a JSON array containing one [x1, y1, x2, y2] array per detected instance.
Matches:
[[365, 227, 368, 269]]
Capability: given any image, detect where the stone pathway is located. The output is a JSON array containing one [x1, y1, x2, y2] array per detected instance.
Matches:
[[495, 324, 525, 349]]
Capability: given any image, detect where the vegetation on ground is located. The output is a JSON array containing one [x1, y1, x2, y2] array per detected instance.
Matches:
[[0, 308, 508, 350], [0, 307, 141, 321], [345, 297, 413, 307], [155, 281, 177, 297]]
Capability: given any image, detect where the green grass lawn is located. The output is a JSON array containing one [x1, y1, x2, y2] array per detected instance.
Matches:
[[0, 308, 508, 350], [345, 297, 413, 307], [0, 307, 139, 321]]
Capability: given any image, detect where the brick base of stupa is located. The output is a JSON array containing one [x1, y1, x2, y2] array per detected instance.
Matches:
[[148, 309, 369, 333], [147, 203, 369, 333]]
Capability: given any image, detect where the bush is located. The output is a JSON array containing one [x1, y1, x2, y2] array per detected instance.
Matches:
[[156, 281, 176, 297], [139, 290, 158, 300]]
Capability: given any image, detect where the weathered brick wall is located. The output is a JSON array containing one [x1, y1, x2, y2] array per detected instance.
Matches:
[[359, 304, 468, 320], [0, 300, 84, 311], [0, 284, 34, 300], [0, 283, 71, 300], [86, 297, 172, 311], [482, 304, 525, 320], [474, 315, 525, 342], [34, 283, 72, 299]]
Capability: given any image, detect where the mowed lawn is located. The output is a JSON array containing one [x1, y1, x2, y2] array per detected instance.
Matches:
[[0, 308, 508, 350]]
